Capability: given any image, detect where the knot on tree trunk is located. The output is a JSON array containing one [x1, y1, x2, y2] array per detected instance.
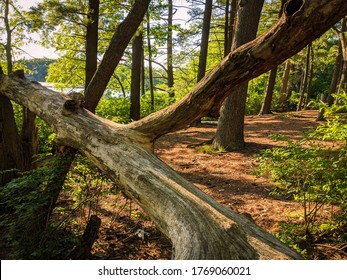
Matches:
[[10, 69, 25, 79], [285, 0, 304, 16]]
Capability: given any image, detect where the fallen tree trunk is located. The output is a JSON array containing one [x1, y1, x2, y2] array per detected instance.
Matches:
[[0, 75, 298, 260], [1, 0, 347, 259]]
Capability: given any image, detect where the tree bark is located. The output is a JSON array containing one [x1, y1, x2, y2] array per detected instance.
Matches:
[[277, 60, 292, 111], [130, 30, 143, 121], [197, 0, 213, 83], [167, 0, 174, 97], [146, 11, 155, 111], [317, 42, 343, 120], [337, 18, 347, 96], [226, 0, 237, 55], [297, 43, 311, 111], [21, 108, 38, 170], [0, 94, 23, 186], [213, 0, 265, 151], [259, 0, 285, 115], [85, 0, 99, 88], [2, 0, 347, 259], [259, 68, 277, 115]]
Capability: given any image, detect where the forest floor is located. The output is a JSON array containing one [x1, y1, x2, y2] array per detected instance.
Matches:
[[86, 109, 347, 260], [2, 111, 345, 260]]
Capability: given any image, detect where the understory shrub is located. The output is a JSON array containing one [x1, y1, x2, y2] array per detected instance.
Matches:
[[254, 94, 347, 256]]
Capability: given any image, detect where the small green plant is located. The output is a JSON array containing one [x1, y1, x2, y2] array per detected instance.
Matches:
[[195, 144, 224, 154]]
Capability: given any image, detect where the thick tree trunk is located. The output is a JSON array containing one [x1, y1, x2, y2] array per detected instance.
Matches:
[[1, 0, 347, 259], [21, 108, 38, 170], [0, 94, 23, 186], [213, 0, 265, 151]]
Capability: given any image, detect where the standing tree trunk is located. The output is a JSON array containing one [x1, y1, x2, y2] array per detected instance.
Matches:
[[259, 69, 277, 115], [225, 0, 237, 56], [297, 43, 312, 111], [130, 30, 143, 121], [213, 0, 265, 151], [337, 18, 347, 96], [197, 0, 213, 83], [146, 11, 155, 111], [0, 1, 23, 184], [167, 0, 174, 97], [85, 0, 99, 88], [259, 0, 286, 115], [317, 42, 343, 120], [1, 0, 37, 175], [277, 60, 292, 111], [0, 93, 23, 186], [305, 46, 314, 108]]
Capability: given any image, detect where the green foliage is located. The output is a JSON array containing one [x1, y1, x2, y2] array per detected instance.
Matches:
[[195, 144, 224, 154], [254, 95, 347, 252], [64, 155, 117, 224], [0, 157, 79, 259]]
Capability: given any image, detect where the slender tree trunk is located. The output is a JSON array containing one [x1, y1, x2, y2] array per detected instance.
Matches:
[[277, 60, 292, 111], [337, 17, 347, 96], [224, 0, 230, 57], [197, 0, 213, 83], [259, 68, 277, 115], [146, 11, 155, 111], [130, 30, 143, 121], [226, 0, 237, 55], [85, 0, 99, 88], [297, 43, 311, 111], [305, 46, 314, 108], [317, 42, 343, 120], [213, 0, 265, 151], [259, 0, 285, 115], [167, 0, 174, 97]]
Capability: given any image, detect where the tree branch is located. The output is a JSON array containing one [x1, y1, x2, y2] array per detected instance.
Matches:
[[127, 0, 347, 141]]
